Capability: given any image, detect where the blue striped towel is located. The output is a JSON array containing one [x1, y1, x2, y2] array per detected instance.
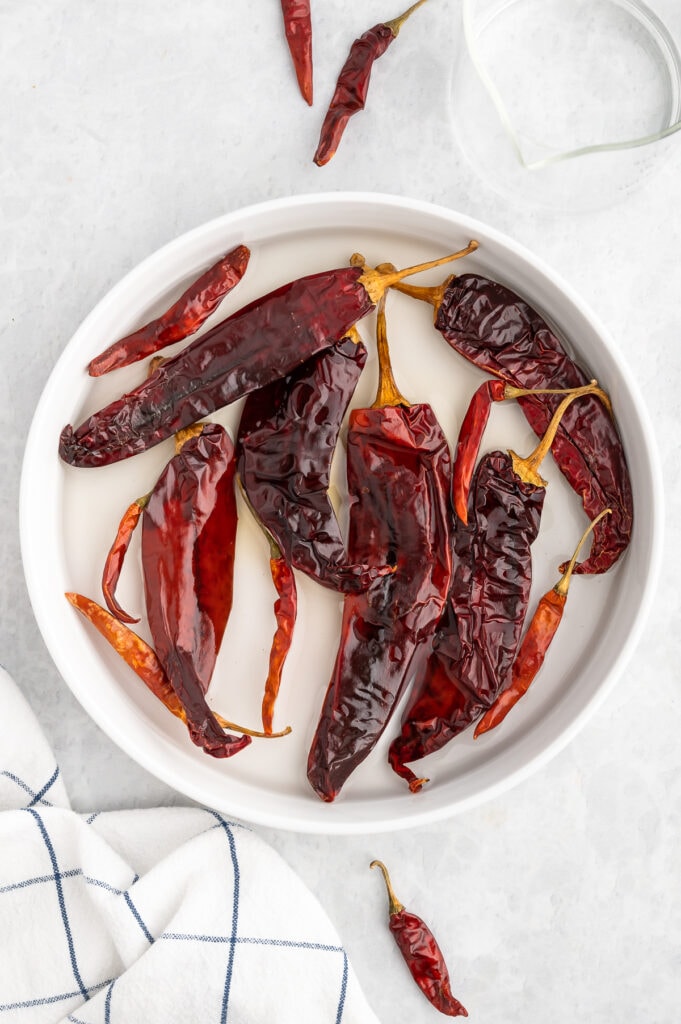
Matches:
[[0, 666, 379, 1023]]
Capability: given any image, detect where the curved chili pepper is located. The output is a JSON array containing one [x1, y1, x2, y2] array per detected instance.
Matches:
[[65, 592, 290, 740], [389, 382, 606, 790], [281, 0, 313, 106], [88, 245, 251, 377], [261, 535, 298, 735], [307, 288, 452, 801], [474, 508, 612, 737], [313, 0, 429, 166], [140, 422, 245, 757], [237, 331, 389, 592], [395, 274, 632, 575], [371, 860, 468, 1017], [101, 496, 147, 623], [59, 244, 477, 468]]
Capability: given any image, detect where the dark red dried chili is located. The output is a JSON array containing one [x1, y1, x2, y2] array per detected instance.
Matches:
[[389, 381, 606, 790], [281, 0, 313, 105], [140, 422, 244, 758], [474, 508, 611, 737], [371, 860, 468, 1017], [59, 244, 477, 468], [307, 288, 452, 801], [237, 330, 390, 592], [313, 0, 429, 166], [396, 273, 632, 575], [88, 245, 251, 376]]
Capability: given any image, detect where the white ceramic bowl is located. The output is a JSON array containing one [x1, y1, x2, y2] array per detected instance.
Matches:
[[20, 193, 662, 834]]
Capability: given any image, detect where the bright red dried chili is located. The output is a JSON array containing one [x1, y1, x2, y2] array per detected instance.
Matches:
[[280, 0, 313, 105]]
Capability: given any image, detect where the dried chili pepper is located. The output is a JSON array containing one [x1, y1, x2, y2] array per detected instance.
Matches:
[[101, 496, 147, 623], [139, 421, 246, 757], [307, 286, 452, 801], [88, 245, 251, 377], [237, 330, 389, 592], [395, 273, 632, 575], [261, 534, 298, 735], [59, 244, 477, 468], [281, 0, 313, 106], [389, 381, 606, 791], [371, 860, 468, 1017], [313, 0, 429, 166], [474, 508, 612, 737], [65, 592, 290, 740]]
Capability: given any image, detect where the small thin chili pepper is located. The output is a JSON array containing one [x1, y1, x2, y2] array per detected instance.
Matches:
[[88, 245, 251, 377], [389, 382, 606, 790], [395, 273, 632, 575], [237, 330, 390, 592], [307, 286, 452, 801], [371, 860, 468, 1018], [474, 508, 612, 738], [140, 422, 246, 757], [281, 0, 313, 106], [261, 534, 298, 735], [101, 496, 148, 623], [65, 592, 290, 740], [313, 0, 429, 166], [59, 243, 477, 468]]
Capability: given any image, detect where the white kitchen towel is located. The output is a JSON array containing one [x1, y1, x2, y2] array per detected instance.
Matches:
[[0, 666, 379, 1023]]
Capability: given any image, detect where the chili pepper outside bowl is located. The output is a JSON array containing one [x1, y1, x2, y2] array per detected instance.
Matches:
[[20, 193, 663, 834]]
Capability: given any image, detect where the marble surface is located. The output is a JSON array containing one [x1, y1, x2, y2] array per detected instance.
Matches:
[[2, 1, 681, 1020]]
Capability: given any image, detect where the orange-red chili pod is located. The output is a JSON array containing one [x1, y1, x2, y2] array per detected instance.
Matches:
[[371, 860, 468, 1017], [281, 0, 313, 105], [261, 537, 298, 735], [101, 497, 147, 623]]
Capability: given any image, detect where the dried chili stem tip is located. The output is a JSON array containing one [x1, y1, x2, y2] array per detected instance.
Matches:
[[353, 241, 478, 305], [511, 380, 609, 488], [474, 508, 612, 738], [370, 860, 468, 1017], [313, 0, 430, 166], [372, 280, 410, 409]]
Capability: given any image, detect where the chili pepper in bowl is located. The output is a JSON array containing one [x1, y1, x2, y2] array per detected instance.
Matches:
[[313, 0, 429, 166], [237, 329, 390, 592], [59, 243, 477, 468], [260, 533, 297, 736], [388, 380, 608, 791], [280, 0, 313, 106], [395, 273, 632, 575], [474, 508, 612, 738], [307, 285, 452, 801], [371, 860, 468, 1017], [65, 593, 290, 741]]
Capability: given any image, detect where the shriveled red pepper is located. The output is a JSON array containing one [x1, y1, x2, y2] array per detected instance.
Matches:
[[101, 496, 147, 623], [389, 381, 607, 790], [59, 244, 477, 468], [237, 330, 390, 592], [88, 245, 251, 377], [313, 0, 429, 166], [65, 592, 289, 740], [475, 508, 612, 737], [371, 860, 468, 1017], [261, 533, 298, 736], [307, 287, 452, 801], [281, 0, 313, 106], [396, 273, 632, 575]]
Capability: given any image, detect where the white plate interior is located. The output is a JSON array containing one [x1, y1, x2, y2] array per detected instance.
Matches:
[[20, 194, 662, 833]]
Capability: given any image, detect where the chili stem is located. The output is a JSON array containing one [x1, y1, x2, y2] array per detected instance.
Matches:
[[511, 381, 608, 487], [385, 0, 429, 36], [355, 241, 478, 304], [371, 286, 410, 408], [554, 507, 612, 597], [370, 860, 405, 915]]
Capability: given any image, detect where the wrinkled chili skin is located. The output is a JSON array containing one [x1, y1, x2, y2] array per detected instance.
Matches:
[[313, 24, 394, 166], [88, 245, 251, 376], [307, 403, 452, 801], [390, 910, 468, 1017], [141, 423, 242, 757], [281, 0, 313, 105], [261, 552, 298, 734], [59, 266, 373, 468], [238, 336, 385, 592], [436, 274, 632, 574], [389, 451, 544, 788]]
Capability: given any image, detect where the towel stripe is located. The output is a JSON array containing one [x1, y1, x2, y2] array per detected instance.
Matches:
[[28, 766, 61, 807]]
